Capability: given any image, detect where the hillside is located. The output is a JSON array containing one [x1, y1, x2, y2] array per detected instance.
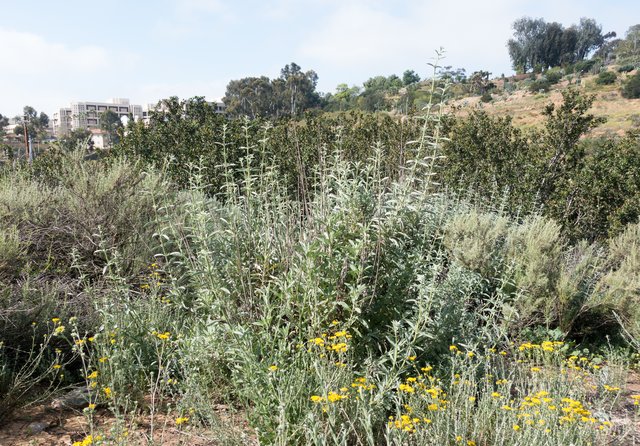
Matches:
[[448, 70, 640, 136]]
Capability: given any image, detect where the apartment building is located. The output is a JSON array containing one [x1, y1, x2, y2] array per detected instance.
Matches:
[[51, 98, 143, 137]]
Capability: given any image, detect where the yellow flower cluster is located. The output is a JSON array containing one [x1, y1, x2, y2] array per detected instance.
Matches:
[[559, 397, 595, 424], [308, 329, 351, 354], [72, 434, 102, 446], [175, 416, 189, 425], [152, 331, 171, 341], [310, 389, 349, 404], [311, 377, 376, 407], [387, 414, 431, 433], [518, 341, 564, 352]]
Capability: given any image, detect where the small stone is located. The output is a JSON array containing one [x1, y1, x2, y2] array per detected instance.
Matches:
[[50, 387, 93, 410], [26, 421, 49, 435]]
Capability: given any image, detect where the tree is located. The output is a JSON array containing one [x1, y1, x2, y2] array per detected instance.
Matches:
[[224, 76, 275, 119], [402, 70, 421, 86], [13, 106, 49, 140], [222, 63, 320, 119], [507, 17, 609, 72], [324, 83, 361, 111], [438, 66, 467, 84], [57, 128, 92, 151], [507, 17, 547, 72], [575, 18, 605, 61], [469, 70, 494, 94], [0, 113, 8, 139], [279, 62, 320, 117], [99, 110, 123, 146], [537, 89, 605, 205], [615, 24, 640, 65], [541, 22, 565, 68], [559, 26, 578, 65]]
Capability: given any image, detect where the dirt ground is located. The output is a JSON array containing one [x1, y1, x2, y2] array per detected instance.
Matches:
[[0, 403, 256, 446]]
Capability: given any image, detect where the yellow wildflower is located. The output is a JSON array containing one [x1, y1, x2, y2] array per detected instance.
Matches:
[[175, 417, 189, 425], [310, 337, 325, 346], [398, 383, 415, 393], [327, 391, 348, 403], [155, 331, 171, 341]]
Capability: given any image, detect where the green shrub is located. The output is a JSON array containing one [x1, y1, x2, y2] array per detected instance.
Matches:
[[529, 79, 551, 93], [443, 210, 508, 278], [618, 64, 635, 73], [595, 71, 617, 85], [545, 68, 564, 84], [622, 72, 640, 98], [573, 60, 597, 74]]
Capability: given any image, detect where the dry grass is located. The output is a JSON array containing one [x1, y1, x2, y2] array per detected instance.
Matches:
[[447, 73, 640, 136]]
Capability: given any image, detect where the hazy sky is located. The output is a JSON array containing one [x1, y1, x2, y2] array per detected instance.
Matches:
[[0, 0, 637, 117]]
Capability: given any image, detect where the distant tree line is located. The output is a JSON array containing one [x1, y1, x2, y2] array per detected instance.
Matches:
[[507, 17, 616, 73]]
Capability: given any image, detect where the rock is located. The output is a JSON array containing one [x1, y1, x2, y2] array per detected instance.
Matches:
[[50, 387, 93, 410], [26, 421, 49, 435]]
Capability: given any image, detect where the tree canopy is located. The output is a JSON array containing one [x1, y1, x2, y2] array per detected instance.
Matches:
[[13, 106, 49, 140], [507, 17, 612, 72], [223, 63, 320, 119]]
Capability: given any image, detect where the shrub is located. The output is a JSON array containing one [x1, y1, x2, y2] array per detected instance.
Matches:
[[573, 60, 597, 74], [621, 72, 640, 99], [0, 150, 170, 420], [618, 64, 635, 73], [545, 68, 564, 84], [529, 79, 551, 93], [480, 91, 492, 103], [595, 71, 617, 85]]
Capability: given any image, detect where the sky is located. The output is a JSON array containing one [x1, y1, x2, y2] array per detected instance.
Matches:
[[0, 0, 637, 118]]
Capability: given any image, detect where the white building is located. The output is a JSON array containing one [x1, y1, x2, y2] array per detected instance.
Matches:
[[51, 108, 72, 136], [52, 98, 143, 137]]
